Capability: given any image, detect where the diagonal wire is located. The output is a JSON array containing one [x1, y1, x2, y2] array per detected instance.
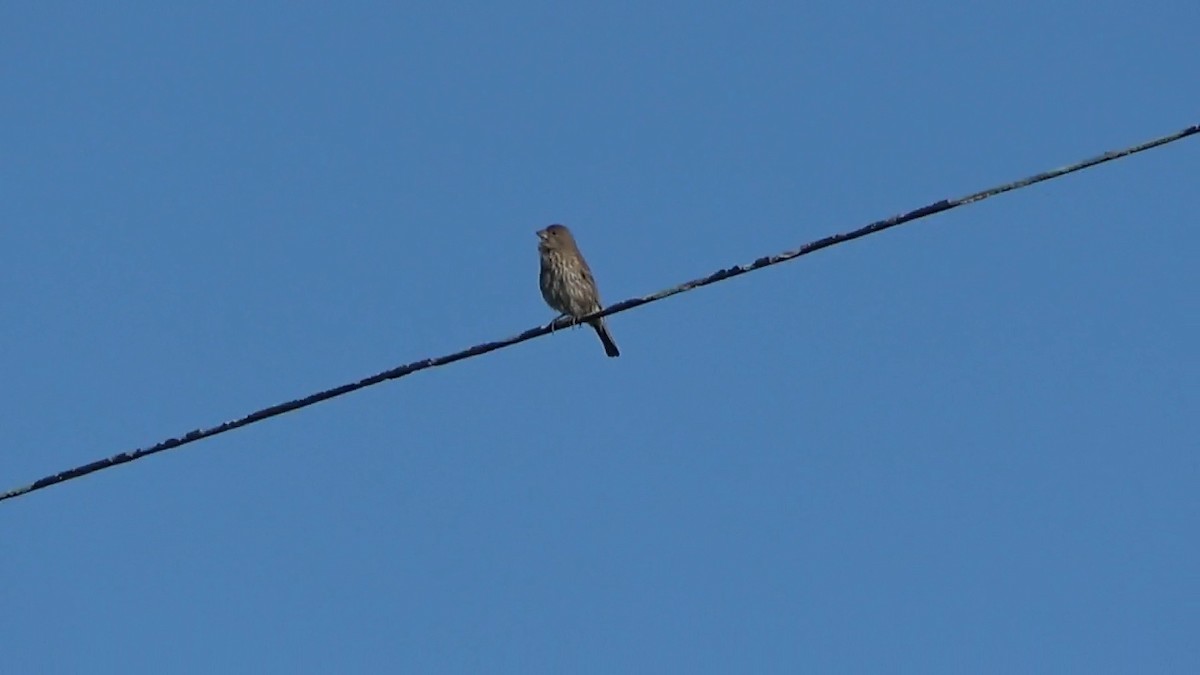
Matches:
[[3, 122, 1197, 504]]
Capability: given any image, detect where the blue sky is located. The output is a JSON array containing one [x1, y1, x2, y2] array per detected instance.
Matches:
[[2, 2, 1197, 672]]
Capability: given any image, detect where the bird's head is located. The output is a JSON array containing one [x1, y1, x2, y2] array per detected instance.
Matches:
[[536, 224, 575, 251]]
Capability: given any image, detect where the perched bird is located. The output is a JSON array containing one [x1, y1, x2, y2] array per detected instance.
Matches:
[[537, 224, 621, 357]]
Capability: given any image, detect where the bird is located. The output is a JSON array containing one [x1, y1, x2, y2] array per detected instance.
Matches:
[[536, 224, 621, 357]]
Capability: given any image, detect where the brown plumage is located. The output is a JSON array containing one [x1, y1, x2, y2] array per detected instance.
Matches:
[[537, 224, 620, 357]]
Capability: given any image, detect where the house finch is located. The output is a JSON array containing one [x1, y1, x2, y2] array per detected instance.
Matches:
[[536, 224, 621, 357]]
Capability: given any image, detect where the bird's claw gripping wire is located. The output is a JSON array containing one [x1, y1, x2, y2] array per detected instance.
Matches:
[[546, 314, 575, 333]]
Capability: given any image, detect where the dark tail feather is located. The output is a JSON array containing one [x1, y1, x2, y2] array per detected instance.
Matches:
[[591, 320, 620, 358]]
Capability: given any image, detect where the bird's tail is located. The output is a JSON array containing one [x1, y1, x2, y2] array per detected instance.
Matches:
[[591, 319, 620, 358]]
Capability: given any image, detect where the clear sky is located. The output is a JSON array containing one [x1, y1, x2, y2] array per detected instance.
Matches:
[[2, 2, 1197, 672]]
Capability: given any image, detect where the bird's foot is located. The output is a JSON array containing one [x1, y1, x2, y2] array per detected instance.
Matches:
[[546, 314, 574, 333]]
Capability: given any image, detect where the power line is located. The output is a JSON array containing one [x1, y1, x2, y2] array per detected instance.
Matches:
[[3, 123, 1197, 504]]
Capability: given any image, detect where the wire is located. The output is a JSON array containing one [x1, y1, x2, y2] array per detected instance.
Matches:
[[3, 123, 1197, 504]]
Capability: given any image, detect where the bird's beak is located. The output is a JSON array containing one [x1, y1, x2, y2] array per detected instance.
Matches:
[[536, 229, 547, 240]]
